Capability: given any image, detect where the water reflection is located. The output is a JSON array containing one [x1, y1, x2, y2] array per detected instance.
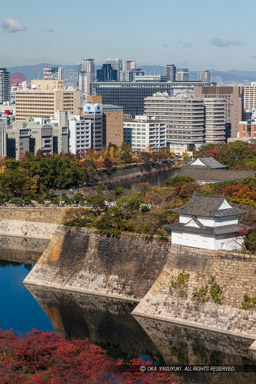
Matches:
[[25, 285, 162, 361], [25, 284, 256, 384], [107, 168, 179, 190], [134, 315, 256, 384]]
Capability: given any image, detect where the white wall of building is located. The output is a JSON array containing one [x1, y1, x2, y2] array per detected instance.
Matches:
[[172, 231, 243, 251], [69, 116, 91, 154], [179, 214, 238, 227], [214, 235, 244, 250], [123, 116, 166, 152]]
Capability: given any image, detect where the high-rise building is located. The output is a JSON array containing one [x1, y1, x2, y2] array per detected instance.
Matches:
[[78, 59, 96, 96], [164, 64, 176, 81], [43, 66, 65, 81], [124, 60, 137, 71], [194, 86, 243, 138], [200, 70, 211, 82], [176, 68, 189, 81], [83, 103, 103, 151], [92, 80, 212, 116], [203, 98, 226, 143], [144, 94, 205, 146], [105, 58, 122, 79], [97, 64, 118, 82], [242, 83, 256, 115], [57, 67, 65, 81], [102, 105, 123, 147], [15, 89, 80, 122], [0, 120, 7, 157], [0, 68, 10, 104], [123, 115, 166, 152]]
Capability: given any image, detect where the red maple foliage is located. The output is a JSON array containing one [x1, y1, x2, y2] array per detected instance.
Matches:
[[0, 330, 182, 384]]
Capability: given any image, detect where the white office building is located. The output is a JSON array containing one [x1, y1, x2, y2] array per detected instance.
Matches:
[[69, 115, 91, 154], [124, 115, 166, 152]]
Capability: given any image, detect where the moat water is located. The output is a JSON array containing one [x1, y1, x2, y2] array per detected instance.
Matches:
[[107, 167, 179, 190]]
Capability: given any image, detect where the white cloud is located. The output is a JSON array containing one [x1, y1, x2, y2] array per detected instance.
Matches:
[[209, 38, 246, 48], [177, 38, 193, 49], [1, 18, 26, 33]]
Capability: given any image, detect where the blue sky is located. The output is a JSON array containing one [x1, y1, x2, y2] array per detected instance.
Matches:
[[1, 0, 255, 70]]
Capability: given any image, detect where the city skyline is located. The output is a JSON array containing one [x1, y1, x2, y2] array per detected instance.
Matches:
[[1, 0, 256, 70]]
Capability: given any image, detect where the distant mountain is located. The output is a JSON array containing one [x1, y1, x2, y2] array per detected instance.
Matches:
[[7, 63, 256, 84]]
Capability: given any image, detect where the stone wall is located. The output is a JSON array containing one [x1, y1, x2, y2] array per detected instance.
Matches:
[[98, 163, 176, 184], [24, 227, 256, 338], [0, 207, 69, 263], [0, 207, 68, 224], [0, 235, 49, 264], [133, 244, 256, 338], [24, 227, 170, 300], [0, 207, 69, 239]]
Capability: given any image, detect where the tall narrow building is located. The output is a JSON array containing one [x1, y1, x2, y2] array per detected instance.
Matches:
[[78, 58, 96, 96], [0, 68, 10, 104], [204, 98, 226, 143], [83, 103, 103, 151], [164, 64, 176, 81]]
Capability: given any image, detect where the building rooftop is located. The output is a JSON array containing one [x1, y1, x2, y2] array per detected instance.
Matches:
[[102, 104, 123, 111], [171, 193, 246, 218], [185, 157, 227, 169], [178, 168, 255, 182]]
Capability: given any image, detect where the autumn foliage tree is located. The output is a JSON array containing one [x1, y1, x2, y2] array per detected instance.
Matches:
[[0, 330, 181, 384]]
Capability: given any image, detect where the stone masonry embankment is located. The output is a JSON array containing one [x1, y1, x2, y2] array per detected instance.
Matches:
[[98, 162, 176, 184], [24, 227, 170, 300], [0, 207, 69, 239], [133, 244, 256, 338], [0, 207, 69, 263], [24, 224, 256, 338]]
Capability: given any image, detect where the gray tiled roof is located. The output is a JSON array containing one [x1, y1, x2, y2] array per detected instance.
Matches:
[[186, 157, 227, 169], [164, 222, 241, 236], [178, 168, 255, 182], [171, 193, 246, 217]]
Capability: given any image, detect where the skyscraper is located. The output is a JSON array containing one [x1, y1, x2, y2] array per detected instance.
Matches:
[[200, 70, 211, 82], [203, 98, 226, 143], [164, 64, 176, 81], [0, 68, 10, 104], [105, 58, 122, 79], [176, 68, 189, 81], [78, 59, 96, 96], [124, 61, 137, 71], [96, 64, 118, 82]]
